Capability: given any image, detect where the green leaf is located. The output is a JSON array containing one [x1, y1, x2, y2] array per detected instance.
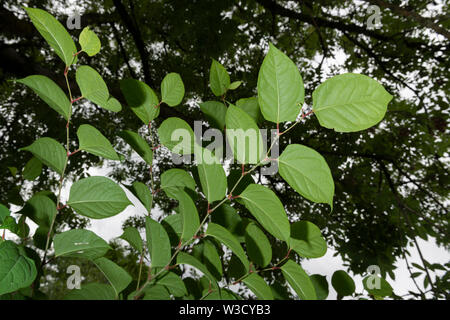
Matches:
[[257, 43, 304, 123], [310, 274, 329, 300], [290, 221, 327, 258], [54, 229, 111, 260], [143, 285, 171, 300], [172, 188, 200, 243], [20, 195, 56, 228], [158, 117, 195, 154], [242, 273, 273, 300], [227, 169, 255, 197], [228, 81, 242, 90], [76, 65, 121, 112], [77, 124, 119, 160], [118, 130, 153, 165], [331, 270, 355, 297], [64, 283, 116, 300], [16, 75, 71, 120], [119, 79, 160, 124], [93, 257, 132, 297], [363, 275, 393, 297], [155, 272, 188, 297], [195, 147, 227, 203], [161, 214, 183, 247], [145, 217, 171, 268], [68, 176, 132, 219], [281, 260, 316, 300], [211, 204, 246, 242], [20, 137, 66, 175], [278, 144, 334, 209], [245, 222, 272, 267], [24, 7, 77, 66], [160, 169, 196, 200], [206, 223, 249, 272], [79, 27, 101, 56], [209, 59, 230, 96], [192, 240, 223, 281], [0, 216, 17, 234], [236, 97, 263, 124], [0, 241, 37, 295], [161, 72, 185, 107], [8, 167, 17, 177], [0, 204, 10, 225], [22, 157, 42, 181], [119, 227, 143, 253], [200, 101, 227, 130], [128, 181, 152, 213], [225, 104, 264, 164], [240, 184, 290, 243], [176, 252, 218, 290], [312, 73, 393, 132]]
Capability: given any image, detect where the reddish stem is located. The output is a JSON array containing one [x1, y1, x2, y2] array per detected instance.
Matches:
[[71, 96, 83, 104], [302, 110, 314, 118], [67, 149, 80, 157]]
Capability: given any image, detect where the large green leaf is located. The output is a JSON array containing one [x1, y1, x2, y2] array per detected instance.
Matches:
[[16, 75, 71, 120], [192, 240, 223, 281], [312, 73, 393, 132], [145, 217, 171, 268], [20, 194, 55, 228], [363, 275, 393, 297], [200, 101, 227, 130], [242, 273, 273, 300], [64, 283, 116, 300], [161, 214, 183, 246], [257, 43, 304, 123], [236, 97, 263, 124], [93, 257, 132, 297], [240, 184, 290, 243], [172, 188, 200, 242], [22, 157, 42, 181], [54, 229, 111, 260], [68, 176, 132, 219], [211, 204, 246, 242], [118, 130, 153, 165], [142, 285, 171, 300], [127, 181, 152, 213], [76, 65, 121, 112], [160, 169, 196, 199], [20, 137, 66, 175], [155, 272, 187, 297], [331, 270, 355, 297], [281, 260, 316, 300], [119, 79, 160, 124], [310, 274, 329, 300], [245, 222, 272, 267], [209, 59, 230, 96], [195, 147, 227, 203], [77, 124, 119, 160], [120, 226, 143, 253], [24, 7, 76, 66], [278, 144, 334, 209], [225, 104, 264, 164], [206, 223, 249, 272], [290, 221, 327, 258], [158, 117, 195, 154], [176, 252, 218, 289], [79, 27, 101, 56], [161, 72, 184, 107]]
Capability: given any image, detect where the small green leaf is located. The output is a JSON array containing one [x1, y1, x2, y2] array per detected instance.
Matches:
[[119, 79, 160, 124], [176, 252, 218, 290], [331, 270, 355, 297], [290, 221, 327, 258], [118, 130, 153, 165], [54, 229, 111, 260], [0, 204, 10, 225], [79, 27, 101, 56], [363, 275, 393, 297], [312, 73, 392, 132], [245, 222, 272, 267], [310, 274, 329, 300], [20, 137, 66, 175], [206, 223, 249, 272], [20, 195, 56, 228], [0, 216, 18, 234], [278, 144, 334, 209], [155, 272, 187, 297], [22, 157, 42, 181], [225, 104, 264, 164], [228, 81, 242, 90], [128, 181, 152, 213], [236, 97, 263, 124], [242, 273, 273, 300], [145, 217, 171, 268], [0, 241, 37, 295], [161, 169, 196, 200], [119, 227, 143, 254], [64, 283, 116, 300], [24, 7, 77, 66], [158, 117, 195, 155], [172, 188, 200, 243], [68, 176, 132, 219], [200, 101, 227, 130], [16, 75, 71, 120], [93, 257, 132, 297], [281, 260, 317, 300], [209, 59, 230, 96], [240, 184, 290, 243], [77, 124, 119, 160], [195, 147, 227, 203], [161, 72, 185, 107], [257, 43, 304, 123]]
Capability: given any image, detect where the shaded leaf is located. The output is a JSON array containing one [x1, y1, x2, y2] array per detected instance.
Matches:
[[77, 124, 119, 160], [20, 137, 66, 175], [281, 260, 316, 300]]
